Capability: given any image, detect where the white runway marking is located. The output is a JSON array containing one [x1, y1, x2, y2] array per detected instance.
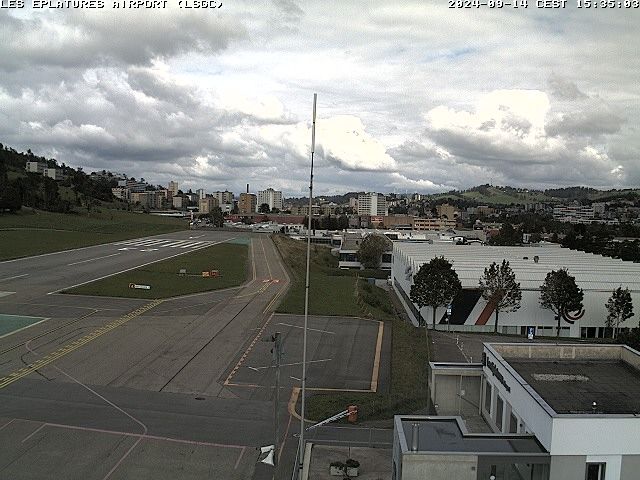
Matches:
[[246, 358, 332, 371], [67, 253, 121, 266], [0, 274, 29, 282], [277, 322, 334, 334]]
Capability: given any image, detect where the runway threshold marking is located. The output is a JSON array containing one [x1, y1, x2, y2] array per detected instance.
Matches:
[[0, 299, 163, 390]]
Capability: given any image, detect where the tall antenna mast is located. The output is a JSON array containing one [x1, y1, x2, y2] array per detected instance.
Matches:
[[299, 93, 316, 474]]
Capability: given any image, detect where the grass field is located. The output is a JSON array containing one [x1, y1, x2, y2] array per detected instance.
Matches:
[[272, 235, 363, 316], [0, 209, 186, 260], [63, 242, 248, 299]]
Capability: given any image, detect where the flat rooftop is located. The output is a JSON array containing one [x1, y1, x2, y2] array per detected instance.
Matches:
[[508, 360, 640, 414], [398, 417, 547, 455]]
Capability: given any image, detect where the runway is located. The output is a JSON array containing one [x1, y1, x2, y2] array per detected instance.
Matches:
[[0, 229, 387, 479]]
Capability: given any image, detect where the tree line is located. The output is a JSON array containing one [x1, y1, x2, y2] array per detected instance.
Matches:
[[408, 257, 634, 338]]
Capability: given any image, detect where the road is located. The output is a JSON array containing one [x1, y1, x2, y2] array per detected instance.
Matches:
[[0, 229, 389, 479]]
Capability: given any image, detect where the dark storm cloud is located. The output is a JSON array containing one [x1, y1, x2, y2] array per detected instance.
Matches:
[[0, 10, 245, 71]]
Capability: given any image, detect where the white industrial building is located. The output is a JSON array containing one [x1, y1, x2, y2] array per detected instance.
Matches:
[[392, 242, 640, 338]]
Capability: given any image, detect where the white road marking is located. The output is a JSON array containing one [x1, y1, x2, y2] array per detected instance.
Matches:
[[189, 235, 204, 239], [276, 322, 334, 334], [118, 248, 136, 251], [139, 248, 159, 252], [0, 273, 29, 282], [67, 253, 121, 266], [246, 358, 332, 371], [0, 317, 49, 340]]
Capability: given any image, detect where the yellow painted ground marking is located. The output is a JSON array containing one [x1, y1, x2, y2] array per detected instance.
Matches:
[[370, 321, 384, 392], [0, 299, 163, 390], [223, 312, 275, 386]]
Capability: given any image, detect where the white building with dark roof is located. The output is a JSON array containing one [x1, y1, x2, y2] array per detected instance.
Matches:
[[392, 242, 640, 338]]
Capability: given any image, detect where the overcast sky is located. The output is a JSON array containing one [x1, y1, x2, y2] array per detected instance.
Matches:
[[1, 2, 638, 196]]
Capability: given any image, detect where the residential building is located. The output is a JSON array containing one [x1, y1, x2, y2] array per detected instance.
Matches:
[[238, 193, 257, 214], [172, 195, 186, 210], [131, 191, 155, 208], [358, 192, 388, 216], [199, 196, 219, 214], [413, 217, 457, 231], [553, 205, 596, 224], [43, 168, 62, 181], [197, 189, 205, 200], [213, 190, 234, 205], [111, 187, 130, 201], [436, 203, 458, 220], [168, 181, 179, 197], [257, 188, 283, 211], [25, 161, 46, 174]]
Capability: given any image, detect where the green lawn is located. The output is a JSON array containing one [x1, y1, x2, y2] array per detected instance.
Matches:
[[63, 243, 248, 299], [272, 235, 362, 316], [0, 209, 186, 260]]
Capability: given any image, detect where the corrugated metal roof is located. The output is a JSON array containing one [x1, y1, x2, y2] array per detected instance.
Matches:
[[394, 242, 640, 291]]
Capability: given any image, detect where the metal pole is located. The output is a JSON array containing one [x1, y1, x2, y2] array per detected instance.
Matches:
[[273, 332, 282, 469], [299, 93, 317, 473]]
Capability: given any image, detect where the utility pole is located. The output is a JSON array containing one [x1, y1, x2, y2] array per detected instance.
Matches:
[[272, 331, 283, 469]]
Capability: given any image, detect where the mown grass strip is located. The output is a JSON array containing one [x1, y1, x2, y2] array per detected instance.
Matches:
[[63, 242, 248, 299]]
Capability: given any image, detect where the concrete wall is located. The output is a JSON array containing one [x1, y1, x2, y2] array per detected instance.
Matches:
[[401, 454, 477, 480], [621, 455, 640, 479], [549, 456, 586, 479], [551, 417, 640, 456], [491, 343, 623, 361]]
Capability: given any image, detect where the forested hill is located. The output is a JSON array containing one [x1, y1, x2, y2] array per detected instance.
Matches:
[[0, 143, 117, 213]]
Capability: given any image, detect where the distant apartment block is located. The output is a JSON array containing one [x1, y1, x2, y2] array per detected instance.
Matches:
[[257, 188, 283, 211], [168, 181, 179, 197], [414, 217, 457, 231], [357, 192, 388, 216], [436, 203, 458, 220], [197, 189, 205, 200], [199, 196, 219, 214], [553, 205, 596, 224], [213, 190, 234, 205], [111, 187, 131, 201], [238, 193, 257, 214], [172, 195, 186, 210], [25, 161, 46, 174], [43, 168, 63, 181], [131, 191, 155, 208]]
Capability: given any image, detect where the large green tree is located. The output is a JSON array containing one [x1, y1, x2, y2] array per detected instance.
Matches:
[[357, 234, 392, 268], [606, 286, 634, 338], [410, 256, 462, 329], [539, 268, 584, 337], [479, 260, 522, 333]]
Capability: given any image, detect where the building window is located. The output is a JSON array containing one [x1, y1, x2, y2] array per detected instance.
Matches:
[[484, 381, 492, 414], [509, 412, 518, 433], [585, 463, 606, 480], [496, 395, 504, 431]]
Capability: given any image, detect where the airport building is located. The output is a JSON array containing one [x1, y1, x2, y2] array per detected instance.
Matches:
[[395, 342, 640, 480], [392, 242, 640, 338]]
